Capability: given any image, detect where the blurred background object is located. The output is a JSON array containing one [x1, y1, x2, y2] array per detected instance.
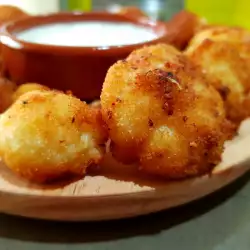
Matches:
[[186, 0, 250, 29], [0, 0, 60, 15], [61, 0, 184, 21], [65, 0, 91, 12], [164, 10, 205, 49], [0, 5, 28, 25], [186, 0, 235, 26], [62, 0, 250, 29], [0, 0, 249, 29]]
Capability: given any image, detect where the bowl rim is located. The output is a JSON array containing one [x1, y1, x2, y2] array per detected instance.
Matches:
[[0, 11, 169, 56]]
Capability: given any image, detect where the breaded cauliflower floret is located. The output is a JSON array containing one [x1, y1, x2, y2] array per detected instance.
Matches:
[[101, 44, 233, 179], [0, 90, 107, 183], [186, 26, 250, 124], [186, 26, 250, 54]]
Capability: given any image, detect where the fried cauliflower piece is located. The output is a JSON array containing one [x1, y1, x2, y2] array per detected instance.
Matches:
[[0, 90, 107, 183], [101, 44, 233, 179], [0, 82, 48, 114], [186, 26, 250, 54], [185, 26, 250, 124], [12, 83, 49, 101], [0, 78, 16, 113]]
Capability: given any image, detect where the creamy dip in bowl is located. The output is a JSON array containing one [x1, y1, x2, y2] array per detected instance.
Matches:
[[0, 12, 168, 100], [16, 21, 159, 47]]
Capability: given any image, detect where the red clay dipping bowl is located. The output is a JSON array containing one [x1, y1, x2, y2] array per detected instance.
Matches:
[[0, 12, 169, 101]]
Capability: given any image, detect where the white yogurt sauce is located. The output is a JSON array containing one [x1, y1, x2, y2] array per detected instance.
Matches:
[[16, 21, 158, 47]]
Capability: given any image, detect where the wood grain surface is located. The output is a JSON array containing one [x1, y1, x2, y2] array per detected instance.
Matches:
[[0, 119, 249, 221]]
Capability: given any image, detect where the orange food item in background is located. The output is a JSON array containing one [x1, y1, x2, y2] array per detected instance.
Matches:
[[164, 10, 207, 50], [114, 6, 149, 20], [0, 5, 29, 25]]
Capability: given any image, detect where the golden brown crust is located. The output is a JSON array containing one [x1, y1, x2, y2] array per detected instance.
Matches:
[[101, 44, 233, 179]]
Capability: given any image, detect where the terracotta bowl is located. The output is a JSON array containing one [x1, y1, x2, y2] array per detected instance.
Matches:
[[0, 12, 169, 101]]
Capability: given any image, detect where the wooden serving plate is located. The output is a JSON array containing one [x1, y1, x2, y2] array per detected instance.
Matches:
[[0, 120, 250, 221]]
